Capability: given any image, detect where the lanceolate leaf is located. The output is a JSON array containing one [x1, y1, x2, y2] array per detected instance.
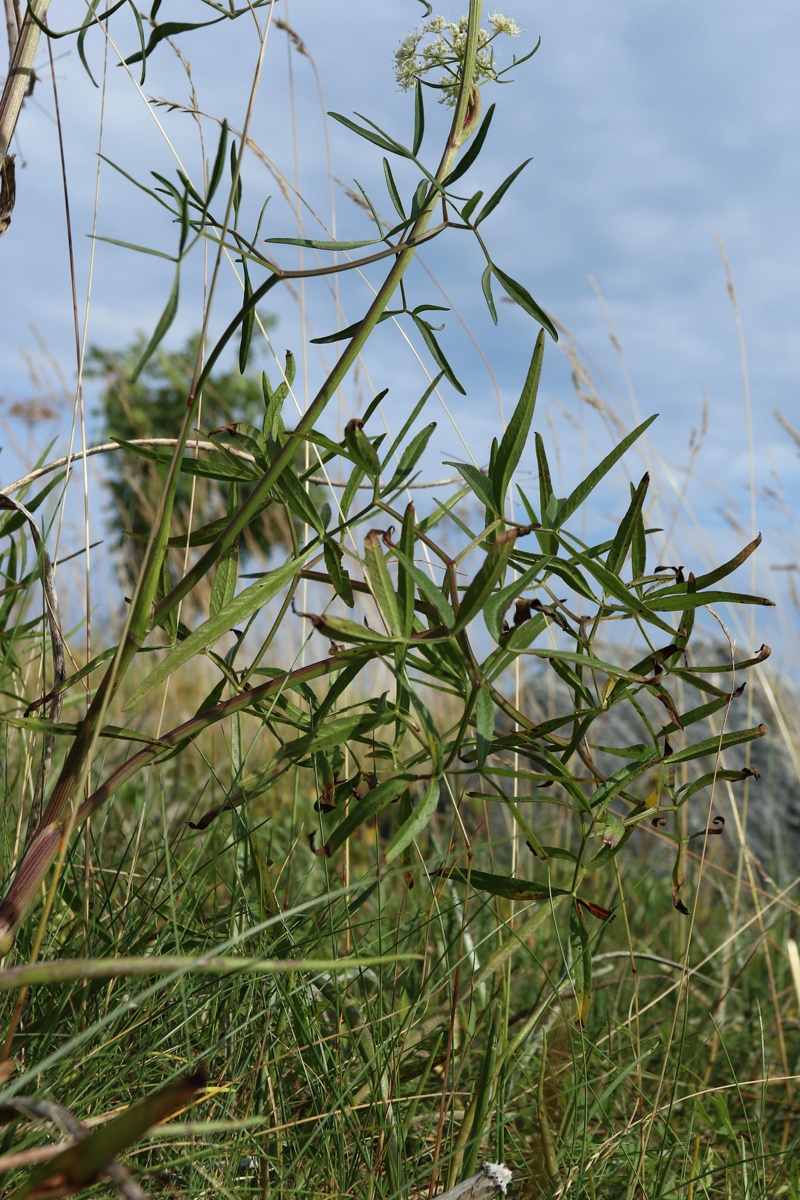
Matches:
[[679, 532, 763, 592], [606, 473, 650, 577], [558, 414, 658, 528], [462, 190, 484, 223], [364, 529, 403, 636], [410, 313, 466, 394], [125, 16, 227, 68], [475, 684, 494, 768], [126, 553, 311, 707], [382, 421, 437, 494], [570, 899, 592, 1025], [324, 540, 355, 608], [210, 486, 239, 617], [279, 711, 396, 764], [444, 461, 497, 514], [481, 263, 498, 323], [664, 723, 767, 765], [474, 158, 532, 226], [438, 867, 570, 901], [491, 264, 558, 340], [442, 103, 495, 185], [130, 264, 180, 382], [384, 776, 440, 864], [320, 774, 414, 856], [493, 330, 544, 512], [412, 80, 425, 156], [453, 530, 518, 634], [383, 157, 406, 219], [396, 504, 418, 639], [329, 111, 410, 156], [206, 120, 229, 210], [482, 566, 540, 641], [647, 588, 776, 612], [238, 255, 254, 373], [391, 547, 455, 629]]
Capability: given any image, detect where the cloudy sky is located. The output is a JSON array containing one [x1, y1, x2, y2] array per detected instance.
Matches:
[[2, 0, 798, 661]]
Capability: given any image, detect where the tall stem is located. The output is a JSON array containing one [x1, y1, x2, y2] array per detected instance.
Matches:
[[0, 0, 486, 953], [0, 0, 50, 160]]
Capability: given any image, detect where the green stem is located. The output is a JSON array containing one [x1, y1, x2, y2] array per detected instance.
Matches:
[[0, 0, 486, 954], [152, 0, 485, 626]]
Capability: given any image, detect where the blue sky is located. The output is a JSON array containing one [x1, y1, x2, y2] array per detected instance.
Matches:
[[1, 0, 798, 661]]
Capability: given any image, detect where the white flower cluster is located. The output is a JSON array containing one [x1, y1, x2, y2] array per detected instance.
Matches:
[[395, 12, 522, 107]]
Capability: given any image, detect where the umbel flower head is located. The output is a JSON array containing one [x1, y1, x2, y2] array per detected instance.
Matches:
[[395, 12, 522, 107]]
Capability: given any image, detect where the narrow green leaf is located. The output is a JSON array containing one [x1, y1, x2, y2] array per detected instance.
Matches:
[[570, 901, 592, 1025], [345, 421, 381, 479], [558, 414, 658, 526], [409, 687, 444, 775], [176, 168, 205, 212], [92, 235, 179, 261], [543, 557, 598, 603], [130, 265, 180, 382], [384, 777, 440, 863], [278, 469, 326, 535], [607, 473, 650, 577], [463, 1006, 501, 1178], [383, 157, 406, 220], [341, 461, 366, 521], [454, 530, 518, 634], [410, 314, 465, 394], [442, 103, 495, 185], [440, 867, 570, 901], [475, 685, 494, 769], [491, 264, 558, 340], [480, 263, 498, 324], [322, 774, 413, 856], [632, 503, 647, 580], [239, 256, 254, 373], [382, 421, 437, 494], [475, 158, 532, 226], [535, 431, 554, 513], [328, 111, 408, 155], [688, 532, 763, 591], [324, 540, 355, 608], [301, 611, 401, 647], [267, 233, 388, 252], [280, 711, 395, 764], [397, 504, 417, 638], [125, 16, 227, 68], [493, 330, 544, 512], [77, 1, 129, 87], [126, 553, 310, 707], [482, 566, 540, 641], [364, 529, 403, 636], [649, 589, 775, 612], [444, 460, 497, 514], [205, 120, 229, 209], [665, 723, 767, 765], [5, 715, 172, 746], [392, 547, 455, 629], [412, 80, 425, 156], [230, 138, 243, 219], [676, 768, 758, 805], [462, 189, 484, 223], [209, 543, 238, 619], [410, 178, 429, 218]]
